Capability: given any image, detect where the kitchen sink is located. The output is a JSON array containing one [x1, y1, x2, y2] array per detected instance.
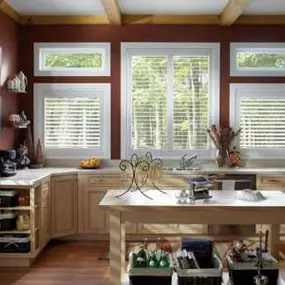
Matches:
[[163, 167, 201, 171]]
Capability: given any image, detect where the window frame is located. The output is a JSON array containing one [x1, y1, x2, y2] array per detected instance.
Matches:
[[230, 42, 285, 77], [121, 42, 220, 159], [34, 42, 111, 77], [230, 83, 285, 159], [34, 83, 111, 159]]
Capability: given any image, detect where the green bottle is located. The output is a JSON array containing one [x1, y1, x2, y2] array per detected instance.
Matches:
[[148, 251, 158, 268], [159, 251, 170, 268], [135, 245, 147, 268]]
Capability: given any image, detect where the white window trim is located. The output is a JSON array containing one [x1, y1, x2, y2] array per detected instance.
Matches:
[[34, 83, 111, 159], [230, 42, 285, 77], [34, 42, 111, 77], [230, 83, 285, 159], [121, 42, 220, 159]]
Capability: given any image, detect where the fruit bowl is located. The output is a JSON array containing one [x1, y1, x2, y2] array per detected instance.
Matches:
[[80, 157, 101, 169], [80, 166, 101, 170]]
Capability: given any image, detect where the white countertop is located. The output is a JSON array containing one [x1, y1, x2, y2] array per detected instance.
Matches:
[[100, 190, 285, 209], [1, 165, 285, 187]]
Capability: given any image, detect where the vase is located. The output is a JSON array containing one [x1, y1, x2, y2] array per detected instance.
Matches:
[[215, 149, 229, 167]]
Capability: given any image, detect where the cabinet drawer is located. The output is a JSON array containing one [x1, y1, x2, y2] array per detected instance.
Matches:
[[52, 174, 77, 182], [257, 175, 285, 190], [80, 174, 129, 187]]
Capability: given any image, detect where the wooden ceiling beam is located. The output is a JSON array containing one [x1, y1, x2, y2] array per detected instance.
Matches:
[[123, 15, 220, 25], [220, 0, 253, 26], [0, 0, 21, 23], [100, 0, 121, 25]]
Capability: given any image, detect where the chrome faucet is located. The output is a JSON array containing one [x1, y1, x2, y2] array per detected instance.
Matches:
[[180, 153, 198, 169]]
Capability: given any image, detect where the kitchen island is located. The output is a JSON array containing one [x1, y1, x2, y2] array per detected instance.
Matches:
[[100, 189, 285, 285]]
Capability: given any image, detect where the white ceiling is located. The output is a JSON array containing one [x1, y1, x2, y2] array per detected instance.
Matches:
[[119, 0, 229, 15], [245, 0, 285, 15], [5, 0, 285, 16], [6, 0, 105, 15]]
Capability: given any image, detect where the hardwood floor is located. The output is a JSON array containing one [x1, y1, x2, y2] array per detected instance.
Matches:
[[0, 240, 285, 285], [0, 241, 110, 285]]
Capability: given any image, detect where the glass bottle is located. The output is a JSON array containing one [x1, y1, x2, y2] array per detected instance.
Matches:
[[159, 251, 170, 268], [148, 251, 158, 268]]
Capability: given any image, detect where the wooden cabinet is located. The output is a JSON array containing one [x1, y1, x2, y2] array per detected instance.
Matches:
[[50, 174, 78, 238], [257, 175, 285, 191], [78, 173, 136, 234], [39, 179, 50, 248]]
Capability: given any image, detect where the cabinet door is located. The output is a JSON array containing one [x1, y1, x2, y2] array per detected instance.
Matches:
[[51, 175, 78, 238], [80, 187, 108, 234], [40, 180, 50, 247]]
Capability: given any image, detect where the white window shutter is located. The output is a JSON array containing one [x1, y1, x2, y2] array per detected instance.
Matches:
[[240, 98, 285, 149], [45, 97, 101, 149]]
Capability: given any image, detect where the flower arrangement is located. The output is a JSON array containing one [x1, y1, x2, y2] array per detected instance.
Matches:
[[207, 125, 241, 150], [207, 125, 241, 167]]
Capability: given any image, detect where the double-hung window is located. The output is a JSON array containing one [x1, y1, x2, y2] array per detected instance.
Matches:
[[34, 83, 111, 159], [230, 83, 285, 158], [121, 42, 220, 158]]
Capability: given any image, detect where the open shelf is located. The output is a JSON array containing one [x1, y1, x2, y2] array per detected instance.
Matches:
[[0, 252, 32, 258], [0, 206, 31, 211], [0, 230, 31, 234]]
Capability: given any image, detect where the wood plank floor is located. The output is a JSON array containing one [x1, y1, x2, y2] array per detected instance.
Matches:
[[0, 241, 284, 285], [0, 241, 110, 285]]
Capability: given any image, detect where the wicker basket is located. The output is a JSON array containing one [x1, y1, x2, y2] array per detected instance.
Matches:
[[176, 254, 223, 285], [226, 254, 279, 285]]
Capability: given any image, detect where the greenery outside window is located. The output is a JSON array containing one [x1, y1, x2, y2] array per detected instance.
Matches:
[[230, 43, 285, 76], [121, 43, 220, 158], [34, 43, 110, 76]]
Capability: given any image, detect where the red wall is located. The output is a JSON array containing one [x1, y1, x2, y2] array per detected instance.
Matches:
[[18, 24, 285, 159], [0, 11, 19, 149]]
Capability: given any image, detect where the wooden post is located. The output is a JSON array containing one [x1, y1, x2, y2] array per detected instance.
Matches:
[[109, 210, 125, 285], [268, 224, 280, 259]]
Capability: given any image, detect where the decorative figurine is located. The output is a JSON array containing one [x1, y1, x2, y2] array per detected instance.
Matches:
[[32, 138, 46, 168], [16, 143, 30, 169]]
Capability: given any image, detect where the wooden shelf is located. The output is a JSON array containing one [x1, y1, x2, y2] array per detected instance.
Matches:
[[0, 252, 32, 258], [2, 89, 27, 94], [0, 206, 31, 211], [0, 230, 30, 234]]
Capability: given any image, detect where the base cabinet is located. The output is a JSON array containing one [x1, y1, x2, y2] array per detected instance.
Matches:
[[78, 174, 136, 234], [50, 175, 78, 238], [39, 179, 51, 248]]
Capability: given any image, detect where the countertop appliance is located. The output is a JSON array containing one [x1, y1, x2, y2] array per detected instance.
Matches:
[[0, 150, 17, 177]]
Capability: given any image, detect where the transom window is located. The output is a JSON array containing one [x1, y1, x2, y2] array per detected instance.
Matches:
[[230, 43, 285, 76], [34, 43, 110, 76], [121, 43, 220, 158]]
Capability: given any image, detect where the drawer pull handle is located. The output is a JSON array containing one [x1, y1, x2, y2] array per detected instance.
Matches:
[[267, 179, 280, 183]]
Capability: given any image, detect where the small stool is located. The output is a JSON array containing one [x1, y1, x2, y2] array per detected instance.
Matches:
[[209, 178, 256, 237]]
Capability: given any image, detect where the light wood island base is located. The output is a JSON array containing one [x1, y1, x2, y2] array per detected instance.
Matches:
[[101, 190, 285, 285]]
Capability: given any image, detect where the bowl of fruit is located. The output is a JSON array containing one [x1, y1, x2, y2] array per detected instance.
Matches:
[[80, 157, 101, 169]]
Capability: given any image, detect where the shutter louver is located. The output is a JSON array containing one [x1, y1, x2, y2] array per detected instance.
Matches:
[[131, 56, 168, 149], [173, 56, 209, 149], [240, 98, 285, 148], [45, 97, 101, 148]]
